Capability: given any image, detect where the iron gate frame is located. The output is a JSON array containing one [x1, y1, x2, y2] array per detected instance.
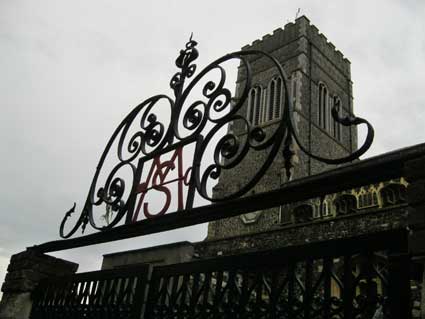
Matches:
[[30, 229, 411, 318]]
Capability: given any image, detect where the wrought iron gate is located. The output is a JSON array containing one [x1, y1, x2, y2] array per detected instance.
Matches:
[[30, 230, 411, 319], [23, 35, 421, 319], [30, 265, 150, 319]]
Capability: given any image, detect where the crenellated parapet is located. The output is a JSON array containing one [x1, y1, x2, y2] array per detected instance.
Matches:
[[238, 16, 351, 78]]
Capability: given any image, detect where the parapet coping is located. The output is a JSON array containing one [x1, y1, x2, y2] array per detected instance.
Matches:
[[241, 15, 350, 67], [200, 205, 407, 247]]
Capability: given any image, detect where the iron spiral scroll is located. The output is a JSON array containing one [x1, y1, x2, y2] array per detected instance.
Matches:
[[59, 36, 374, 239]]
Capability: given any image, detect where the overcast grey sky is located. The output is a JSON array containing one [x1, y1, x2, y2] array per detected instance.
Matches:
[[1, 0, 425, 286]]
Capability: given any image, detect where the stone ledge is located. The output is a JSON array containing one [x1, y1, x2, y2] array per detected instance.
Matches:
[[1, 250, 78, 294], [8, 250, 77, 273], [198, 207, 408, 258]]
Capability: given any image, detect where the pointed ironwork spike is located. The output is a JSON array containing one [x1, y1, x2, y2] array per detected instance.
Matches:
[[65, 202, 76, 218]]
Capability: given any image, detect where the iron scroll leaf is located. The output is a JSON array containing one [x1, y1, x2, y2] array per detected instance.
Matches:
[[59, 36, 374, 239]]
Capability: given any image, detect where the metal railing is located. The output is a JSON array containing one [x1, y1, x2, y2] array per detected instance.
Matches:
[[30, 230, 413, 319]]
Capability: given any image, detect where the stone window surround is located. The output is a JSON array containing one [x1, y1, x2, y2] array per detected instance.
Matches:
[[246, 74, 296, 126], [318, 81, 344, 142]]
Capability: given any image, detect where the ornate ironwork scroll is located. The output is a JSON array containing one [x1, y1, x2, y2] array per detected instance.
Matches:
[[59, 35, 374, 238], [144, 253, 390, 319], [30, 265, 150, 318]]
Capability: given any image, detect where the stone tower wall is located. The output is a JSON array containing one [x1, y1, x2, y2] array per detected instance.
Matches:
[[207, 16, 358, 240]]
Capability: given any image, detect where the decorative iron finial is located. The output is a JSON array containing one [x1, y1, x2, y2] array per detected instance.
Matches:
[[170, 34, 199, 98]]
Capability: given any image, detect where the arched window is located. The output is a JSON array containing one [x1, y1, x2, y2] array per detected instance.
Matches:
[[248, 89, 256, 124], [357, 187, 379, 209], [332, 96, 342, 141], [275, 77, 283, 119], [268, 80, 275, 121], [372, 192, 378, 206], [318, 83, 328, 130], [265, 77, 283, 122], [247, 87, 263, 126], [312, 198, 321, 219], [254, 87, 262, 125], [322, 201, 329, 216], [261, 87, 267, 123]]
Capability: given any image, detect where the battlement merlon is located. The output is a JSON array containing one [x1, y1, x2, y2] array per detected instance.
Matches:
[[238, 15, 351, 78]]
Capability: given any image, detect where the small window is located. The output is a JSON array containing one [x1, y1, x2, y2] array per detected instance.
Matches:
[[279, 205, 292, 223], [248, 89, 255, 124], [254, 87, 262, 125], [318, 83, 328, 130], [275, 77, 283, 119], [261, 87, 267, 123], [268, 80, 275, 121], [372, 192, 378, 206], [357, 187, 379, 209], [247, 87, 263, 126], [322, 201, 329, 216], [265, 77, 283, 123]]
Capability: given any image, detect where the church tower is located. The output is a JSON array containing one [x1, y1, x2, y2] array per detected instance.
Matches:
[[207, 16, 357, 239]]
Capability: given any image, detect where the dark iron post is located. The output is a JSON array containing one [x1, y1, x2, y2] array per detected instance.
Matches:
[[387, 252, 411, 319]]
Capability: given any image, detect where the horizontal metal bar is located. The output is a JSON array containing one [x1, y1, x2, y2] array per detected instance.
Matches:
[[31, 143, 425, 253]]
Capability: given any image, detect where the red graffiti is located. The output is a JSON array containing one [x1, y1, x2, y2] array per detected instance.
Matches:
[[132, 147, 192, 222]]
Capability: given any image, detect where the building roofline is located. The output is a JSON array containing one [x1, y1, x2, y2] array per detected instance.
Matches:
[[103, 241, 193, 258]]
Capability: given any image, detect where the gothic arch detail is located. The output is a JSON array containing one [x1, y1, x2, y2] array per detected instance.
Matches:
[[266, 76, 283, 122], [380, 183, 407, 207], [334, 194, 357, 215], [247, 86, 263, 126], [357, 186, 380, 209]]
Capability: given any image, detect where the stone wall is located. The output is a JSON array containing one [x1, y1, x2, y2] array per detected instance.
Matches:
[[199, 206, 408, 258], [0, 250, 78, 319]]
